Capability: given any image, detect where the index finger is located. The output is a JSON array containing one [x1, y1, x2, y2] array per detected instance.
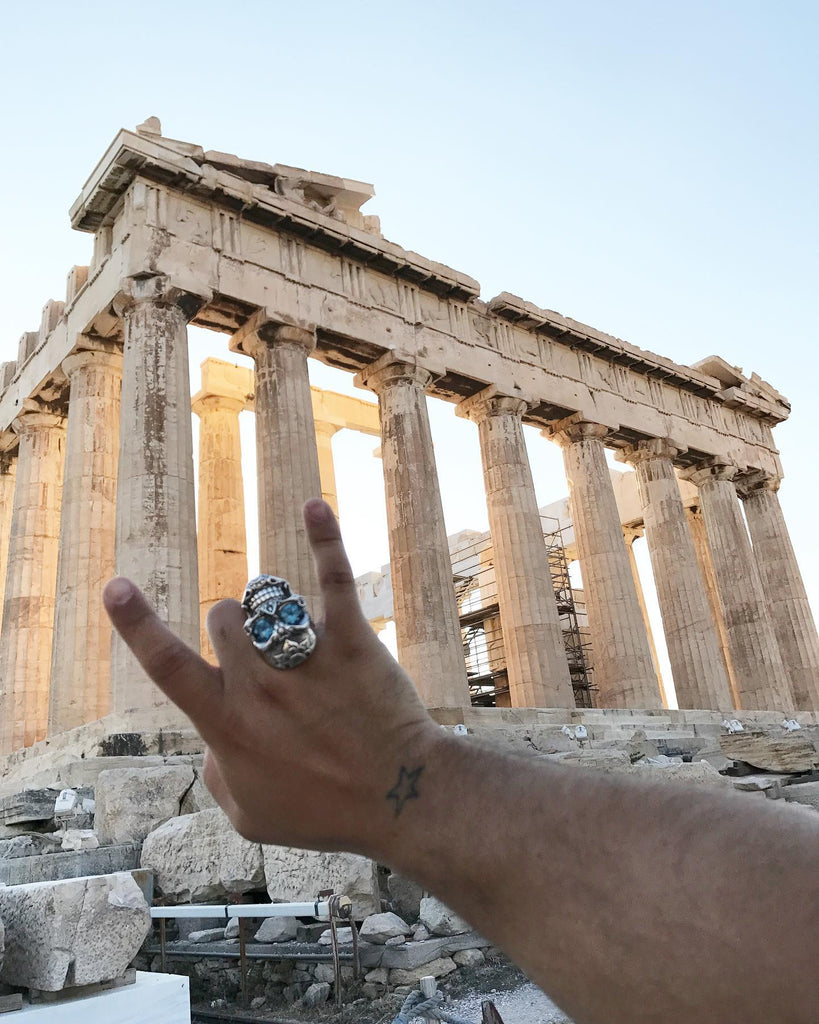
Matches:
[[103, 577, 224, 736], [303, 499, 367, 632]]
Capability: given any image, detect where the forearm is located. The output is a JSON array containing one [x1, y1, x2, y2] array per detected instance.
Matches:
[[372, 731, 819, 1024]]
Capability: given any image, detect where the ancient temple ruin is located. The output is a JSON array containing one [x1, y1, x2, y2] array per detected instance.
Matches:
[[0, 117, 817, 759]]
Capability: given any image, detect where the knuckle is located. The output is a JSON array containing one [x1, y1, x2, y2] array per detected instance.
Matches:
[[144, 638, 192, 685]]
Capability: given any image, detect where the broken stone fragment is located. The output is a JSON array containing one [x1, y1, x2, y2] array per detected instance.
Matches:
[[188, 927, 226, 943], [419, 896, 471, 936], [60, 829, 99, 852], [318, 926, 354, 945], [0, 871, 150, 991], [254, 916, 299, 943], [95, 765, 196, 845], [453, 948, 485, 967], [262, 844, 379, 918], [359, 911, 411, 944], [141, 808, 264, 902], [388, 956, 458, 986], [302, 981, 331, 1007]]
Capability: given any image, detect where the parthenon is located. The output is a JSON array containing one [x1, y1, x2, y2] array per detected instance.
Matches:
[[0, 116, 817, 756]]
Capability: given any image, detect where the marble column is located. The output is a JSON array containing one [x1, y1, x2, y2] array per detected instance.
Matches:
[[738, 474, 819, 710], [49, 344, 122, 734], [684, 504, 739, 704], [0, 403, 66, 753], [357, 356, 469, 707], [622, 528, 668, 707], [0, 451, 17, 628], [231, 316, 321, 612], [192, 392, 248, 662], [546, 416, 660, 708], [683, 462, 792, 710], [458, 389, 573, 707], [315, 422, 341, 516], [622, 441, 733, 710], [110, 276, 202, 717]]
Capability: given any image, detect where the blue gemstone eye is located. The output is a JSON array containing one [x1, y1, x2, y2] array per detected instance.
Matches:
[[278, 601, 306, 626], [251, 617, 275, 643]]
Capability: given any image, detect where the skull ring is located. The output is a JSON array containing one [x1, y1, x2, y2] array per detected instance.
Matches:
[[241, 575, 317, 670]]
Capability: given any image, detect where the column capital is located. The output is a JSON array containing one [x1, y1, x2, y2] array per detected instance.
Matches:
[[191, 392, 246, 417], [622, 525, 645, 545], [354, 353, 434, 395], [734, 469, 781, 500], [61, 343, 123, 380], [616, 437, 686, 467], [455, 386, 528, 424], [113, 274, 210, 321], [543, 413, 617, 448], [230, 310, 316, 360], [681, 458, 740, 488], [11, 400, 64, 436]]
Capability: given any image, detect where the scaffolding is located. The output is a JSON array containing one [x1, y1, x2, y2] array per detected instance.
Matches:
[[452, 520, 594, 708]]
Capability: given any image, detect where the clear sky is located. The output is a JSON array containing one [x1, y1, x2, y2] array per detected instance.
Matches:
[[1, 0, 816, 703]]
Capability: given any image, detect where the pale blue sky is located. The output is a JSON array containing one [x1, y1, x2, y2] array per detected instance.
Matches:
[[1, 1, 816, 702]]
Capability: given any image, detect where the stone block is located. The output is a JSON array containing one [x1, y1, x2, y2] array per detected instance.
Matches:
[[783, 781, 819, 811], [302, 981, 331, 1007], [141, 808, 264, 902], [189, 928, 226, 943], [388, 956, 457, 986], [387, 871, 424, 921], [318, 927, 354, 945], [358, 931, 490, 970], [179, 768, 217, 814], [61, 829, 99, 852], [254, 917, 299, 943], [0, 843, 142, 886], [95, 765, 195, 845], [420, 896, 471, 936], [453, 948, 485, 967], [720, 731, 819, 774], [0, 788, 59, 826], [262, 845, 379, 919], [0, 872, 150, 991], [0, 834, 61, 859], [360, 911, 411, 944]]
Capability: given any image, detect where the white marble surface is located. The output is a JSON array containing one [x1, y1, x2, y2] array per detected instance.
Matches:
[[17, 972, 190, 1023]]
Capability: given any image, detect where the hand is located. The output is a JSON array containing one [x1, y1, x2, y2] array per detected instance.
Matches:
[[103, 499, 438, 855]]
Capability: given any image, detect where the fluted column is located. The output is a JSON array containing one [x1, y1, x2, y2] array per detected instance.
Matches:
[[231, 316, 321, 611], [683, 462, 792, 710], [622, 528, 667, 706], [111, 276, 202, 716], [684, 504, 738, 703], [737, 473, 819, 710], [0, 403, 66, 752], [545, 416, 660, 708], [357, 356, 469, 707], [315, 422, 341, 516], [192, 392, 248, 662], [621, 441, 733, 709], [458, 389, 573, 707], [0, 451, 17, 628], [49, 344, 122, 734]]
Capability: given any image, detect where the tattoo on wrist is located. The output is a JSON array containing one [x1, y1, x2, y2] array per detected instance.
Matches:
[[386, 765, 424, 817]]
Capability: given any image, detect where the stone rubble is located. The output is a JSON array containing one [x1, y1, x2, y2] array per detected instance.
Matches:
[[0, 871, 149, 991]]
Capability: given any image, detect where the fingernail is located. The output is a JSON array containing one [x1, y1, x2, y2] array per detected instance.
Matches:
[[305, 498, 332, 523], [105, 577, 134, 606]]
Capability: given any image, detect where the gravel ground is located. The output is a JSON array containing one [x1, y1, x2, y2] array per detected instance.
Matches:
[[443, 981, 570, 1024]]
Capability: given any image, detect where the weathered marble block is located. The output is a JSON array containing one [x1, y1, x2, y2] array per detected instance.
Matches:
[[0, 871, 149, 991], [262, 845, 379, 919], [95, 765, 195, 845], [141, 808, 264, 902]]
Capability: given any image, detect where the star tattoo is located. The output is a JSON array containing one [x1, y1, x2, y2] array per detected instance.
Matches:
[[385, 765, 425, 818]]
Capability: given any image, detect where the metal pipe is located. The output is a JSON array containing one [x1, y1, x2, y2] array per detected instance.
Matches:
[[150, 900, 334, 920]]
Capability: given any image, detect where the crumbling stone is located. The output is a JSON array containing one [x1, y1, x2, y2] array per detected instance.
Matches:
[[302, 981, 331, 1007], [360, 911, 411, 944], [420, 896, 471, 936], [141, 808, 264, 902], [60, 829, 99, 852], [387, 871, 424, 921], [262, 844, 379, 918], [389, 956, 457, 986], [95, 765, 195, 845], [188, 928, 226, 943], [454, 948, 486, 967], [254, 916, 299, 943], [0, 871, 150, 991]]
